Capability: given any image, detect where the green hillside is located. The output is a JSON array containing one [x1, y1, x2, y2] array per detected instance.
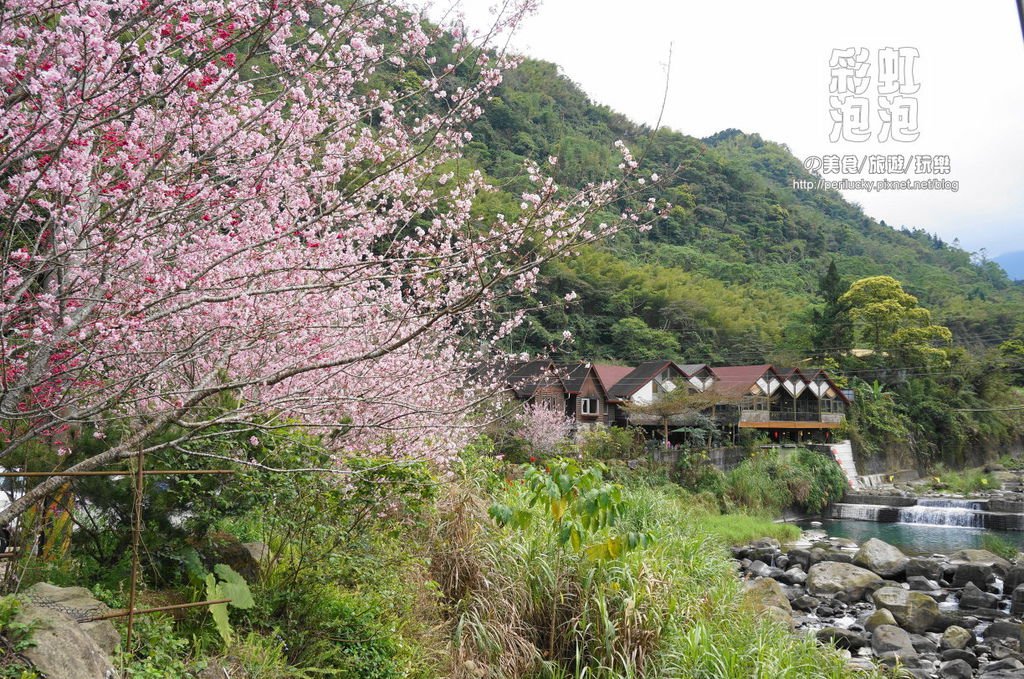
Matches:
[[465, 59, 1023, 364]]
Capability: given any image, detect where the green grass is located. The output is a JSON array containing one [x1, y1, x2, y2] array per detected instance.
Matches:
[[696, 512, 801, 546], [927, 467, 996, 494], [981, 534, 1020, 561], [432, 468, 876, 678]]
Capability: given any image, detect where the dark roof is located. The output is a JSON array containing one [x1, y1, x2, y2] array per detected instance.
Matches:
[[593, 364, 634, 396], [554, 362, 591, 394], [608, 360, 679, 399], [678, 363, 708, 376], [505, 359, 561, 398]]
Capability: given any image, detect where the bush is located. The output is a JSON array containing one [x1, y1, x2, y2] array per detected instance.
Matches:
[[726, 449, 847, 515]]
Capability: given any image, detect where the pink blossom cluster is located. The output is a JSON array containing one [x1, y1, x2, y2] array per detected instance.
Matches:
[[0, 0, 659, 518]]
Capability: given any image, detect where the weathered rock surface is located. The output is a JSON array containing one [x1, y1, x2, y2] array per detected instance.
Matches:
[[743, 577, 791, 613], [939, 658, 975, 679], [853, 538, 909, 578], [949, 549, 1011, 577], [806, 561, 882, 602], [953, 563, 997, 590], [959, 582, 1001, 610], [941, 625, 974, 651], [872, 586, 941, 634], [16, 583, 119, 679], [871, 624, 917, 660], [865, 607, 897, 633]]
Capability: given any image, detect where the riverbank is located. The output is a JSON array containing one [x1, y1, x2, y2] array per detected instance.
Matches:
[[735, 530, 1024, 678]]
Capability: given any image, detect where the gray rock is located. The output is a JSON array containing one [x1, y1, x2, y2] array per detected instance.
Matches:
[[780, 567, 806, 586], [983, 621, 1022, 643], [743, 577, 791, 613], [907, 575, 939, 591], [909, 632, 938, 654], [787, 548, 811, 571], [941, 648, 979, 668], [871, 624, 918, 660], [1004, 565, 1024, 593], [791, 594, 820, 612], [806, 561, 883, 602], [941, 625, 974, 651], [816, 626, 868, 650], [960, 581, 1001, 610], [953, 563, 997, 590], [747, 560, 772, 578], [872, 586, 942, 634], [853, 538, 909, 578], [983, 657, 1024, 672], [15, 584, 119, 679], [950, 549, 1012, 577], [1011, 583, 1024, 617], [865, 607, 898, 633], [907, 557, 946, 582], [938, 658, 974, 679]]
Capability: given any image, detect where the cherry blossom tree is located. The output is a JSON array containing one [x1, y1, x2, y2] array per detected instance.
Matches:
[[516, 401, 574, 456], [0, 0, 657, 523]]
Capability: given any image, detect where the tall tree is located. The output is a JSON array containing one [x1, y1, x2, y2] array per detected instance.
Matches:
[[812, 259, 853, 357], [839, 276, 952, 366], [0, 0, 658, 524]]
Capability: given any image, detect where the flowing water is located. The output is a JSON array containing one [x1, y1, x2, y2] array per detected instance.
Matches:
[[798, 518, 1024, 555]]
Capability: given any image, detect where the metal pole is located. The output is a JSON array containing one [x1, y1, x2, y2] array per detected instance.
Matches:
[[126, 448, 144, 650], [83, 598, 232, 622], [0, 470, 235, 477]]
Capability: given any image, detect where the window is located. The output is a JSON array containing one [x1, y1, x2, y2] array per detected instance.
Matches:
[[581, 398, 599, 415]]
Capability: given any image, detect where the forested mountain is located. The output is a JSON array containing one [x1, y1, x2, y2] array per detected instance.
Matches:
[[464, 60, 1024, 364]]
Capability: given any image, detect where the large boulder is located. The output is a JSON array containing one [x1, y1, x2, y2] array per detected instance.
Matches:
[[196, 532, 271, 583], [872, 586, 941, 634], [958, 581, 1000, 610], [906, 557, 945, 582], [949, 549, 1011, 576], [743, 578, 791, 613], [806, 561, 882, 602], [16, 583, 120, 679], [1012, 584, 1024, 617], [871, 624, 918, 661], [852, 538, 909, 578], [940, 625, 974, 651], [1004, 565, 1024, 593], [952, 563, 996, 590], [938, 659, 973, 679], [816, 626, 868, 650]]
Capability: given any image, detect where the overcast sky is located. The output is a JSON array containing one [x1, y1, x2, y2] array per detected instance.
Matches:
[[450, 0, 1024, 257]]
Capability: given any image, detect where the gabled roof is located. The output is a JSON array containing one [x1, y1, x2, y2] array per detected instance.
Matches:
[[505, 359, 561, 398], [608, 360, 681, 399], [555, 362, 591, 395], [677, 363, 709, 376], [593, 363, 634, 395], [708, 364, 777, 397]]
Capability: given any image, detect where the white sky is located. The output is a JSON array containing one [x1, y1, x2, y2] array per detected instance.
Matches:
[[449, 0, 1024, 257]]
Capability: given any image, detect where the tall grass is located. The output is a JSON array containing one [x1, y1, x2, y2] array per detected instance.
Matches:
[[430, 471, 876, 678]]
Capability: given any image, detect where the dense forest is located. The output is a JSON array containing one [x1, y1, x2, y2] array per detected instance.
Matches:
[[458, 59, 1024, 467]]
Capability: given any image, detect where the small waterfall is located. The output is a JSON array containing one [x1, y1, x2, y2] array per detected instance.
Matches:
[[831, 503, 882, 521], [897, 505, 985, 528], [916, 498, 987, 511]]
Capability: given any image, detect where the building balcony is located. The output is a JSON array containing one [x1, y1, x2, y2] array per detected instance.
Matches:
[[738, 410, 845, 428]]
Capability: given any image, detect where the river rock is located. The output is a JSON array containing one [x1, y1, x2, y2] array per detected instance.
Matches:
[[960, 581, 1001, 610], [865, 607, 898, 633], [871, 624, 918, 660], [792, 593, 820, 611], [909, 632, 938, 654], [983, 621, 1022, 644], [949, 549, 1012, 577], [780, 567, 806, 585], [942, 648, 980, 668], [983, 658, 1024, 673], [872, 586, 941, 633], [938, 658, 974, 679], [747, 560, 772, 578], [908, 575, 940, 591], [853, 538, 909, 578], [1012, 584, 1024, 617], [15, 584, 119, 679], [953, 563, 997, 590], [816, 626, 868, 650], [907, 557, 946, 582], [806, 561, 882, 602], [743, 577, 791, 613], [1004, 565, 1024, 593], [941, 625, 974, 650], [787, 548, 811, 571]]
